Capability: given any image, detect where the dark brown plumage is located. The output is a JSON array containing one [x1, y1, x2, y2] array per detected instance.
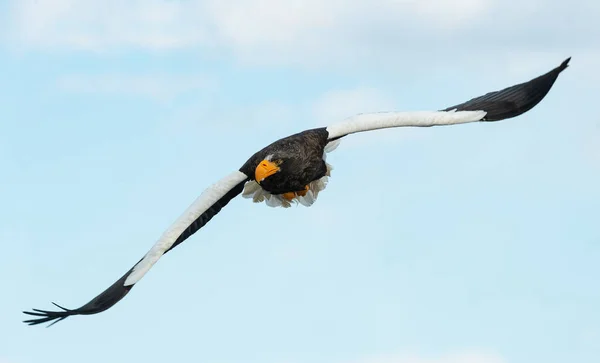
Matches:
[[240, 128, 330, 194]]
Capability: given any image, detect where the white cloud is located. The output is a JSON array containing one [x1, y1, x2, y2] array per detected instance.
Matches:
[[202, 0, 496, 65], [56, 73, 215, 101], [8, 0, 209, 52], [8, 0, 493, 55], [353, 351, 506, 363], [312, 88, 397, 125], [8, 0, 595, 68], [155, 97, 302, 140]]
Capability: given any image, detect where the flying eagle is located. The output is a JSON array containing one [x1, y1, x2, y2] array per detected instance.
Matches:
[[23, 58, 570, 326]]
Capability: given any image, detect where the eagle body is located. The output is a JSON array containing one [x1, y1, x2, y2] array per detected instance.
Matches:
[[240, 128, 330, 195], [23, 57, 570, 326]]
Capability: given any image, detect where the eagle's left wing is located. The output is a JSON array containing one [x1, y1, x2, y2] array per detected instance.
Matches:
[[23, 171, 249, 326]]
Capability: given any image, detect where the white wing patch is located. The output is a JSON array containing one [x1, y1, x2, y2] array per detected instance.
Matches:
[[242, 140, 340, 208], [325, 110, 487, 140], [124, 170, 248, 286], [324, 138, 341, 154]]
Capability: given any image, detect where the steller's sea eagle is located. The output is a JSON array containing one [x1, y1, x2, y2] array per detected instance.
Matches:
[[23, 57, 570, 327]]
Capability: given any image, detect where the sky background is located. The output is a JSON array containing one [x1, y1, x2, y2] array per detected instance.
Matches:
[[1, 1, 599, 363]]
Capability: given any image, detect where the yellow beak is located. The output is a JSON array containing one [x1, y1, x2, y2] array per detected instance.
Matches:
[[255, 159, 280, 183]]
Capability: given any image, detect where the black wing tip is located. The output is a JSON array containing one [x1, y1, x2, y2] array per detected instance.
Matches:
[[22, 264, 138, 327], [443, 56, 571, 121], [558, 57, 571, 72], [22, 302, 77, 327]]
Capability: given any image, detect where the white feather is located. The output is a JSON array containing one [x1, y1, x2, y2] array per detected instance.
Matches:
[[124, 170, 248, 286], [297, 190, 315, 206], [325, 110, 487, 140], [324, 139, 341, 153], [241, 180, 262, 199]]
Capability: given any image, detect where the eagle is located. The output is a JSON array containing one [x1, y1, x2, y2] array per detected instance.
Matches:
[[23, 57, 570, 326]]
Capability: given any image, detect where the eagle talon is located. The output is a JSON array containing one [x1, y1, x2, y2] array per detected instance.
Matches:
[[282, 186, 309, 201], [282, 192, 296, 201], [296, 185, 309, 197]]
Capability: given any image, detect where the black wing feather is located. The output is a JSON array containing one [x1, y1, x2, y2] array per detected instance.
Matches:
[[23, 178, 248, 327], [443, 57, 570, 121], [165, 179, 247, 254]]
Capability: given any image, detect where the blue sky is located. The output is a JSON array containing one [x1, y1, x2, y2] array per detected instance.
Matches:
[[1, 1, 599, 363]]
